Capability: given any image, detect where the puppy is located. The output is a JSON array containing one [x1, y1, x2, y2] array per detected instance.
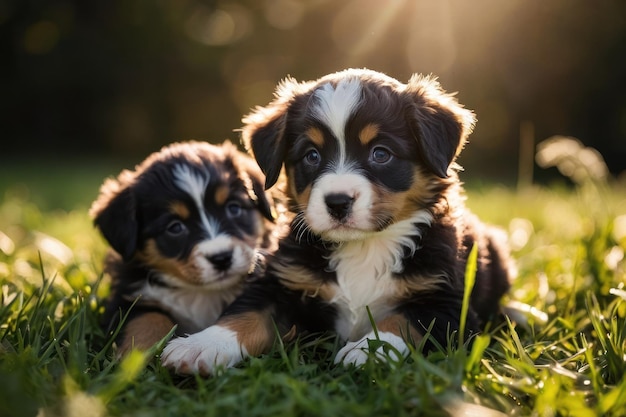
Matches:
[[161, 69, 513, 374], [91, 140, 277, 355]]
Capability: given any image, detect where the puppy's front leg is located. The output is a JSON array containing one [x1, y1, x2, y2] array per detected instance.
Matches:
[[161, 311, 274, 376], [335, 313, 422, 367], [117, 311, 176, 356]]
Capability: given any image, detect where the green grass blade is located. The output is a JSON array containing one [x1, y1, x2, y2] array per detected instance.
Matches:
[[460, 243, 478, 347]]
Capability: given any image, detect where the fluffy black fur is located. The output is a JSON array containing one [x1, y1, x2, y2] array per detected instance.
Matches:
[[235, 69, 512, 344], [161, 69, 514, 375], [91, 141, 277, 354]]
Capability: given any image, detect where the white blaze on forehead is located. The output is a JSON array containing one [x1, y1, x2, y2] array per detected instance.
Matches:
[[172, 164, 219, 238], [311, 78, 362, 166]]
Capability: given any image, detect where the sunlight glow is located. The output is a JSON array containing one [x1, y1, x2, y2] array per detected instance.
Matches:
[[35, 232, 73, 265], [0, 230, 14, 255], [406, 1, 456, 73], [185, 4, 252, 46], [331, 0, 404, 57], [508, 218, 534, 251], [613, 214, 626, 242], [264, 0, 305, 30]]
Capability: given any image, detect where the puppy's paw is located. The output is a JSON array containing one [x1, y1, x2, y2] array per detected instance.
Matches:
[[335, 338, 370, 367], [161, 325, 247, 376], [334, 331, 409, 367]]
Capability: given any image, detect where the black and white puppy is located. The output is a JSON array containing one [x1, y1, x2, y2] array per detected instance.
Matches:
[[91, 141, 277, 355], [161, 69, 513, 374]]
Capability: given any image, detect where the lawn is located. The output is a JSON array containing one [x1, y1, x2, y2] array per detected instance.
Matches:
[[1, 146, 626, 416]]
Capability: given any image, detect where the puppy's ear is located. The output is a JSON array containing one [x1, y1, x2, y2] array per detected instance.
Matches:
[[405, 74, 476, 178], [89, 174, 138, 261], [249, 170, 276, 222], [241, 77, 307, 189], [242, 107, 287, 189], [225, 141, 277, 222]]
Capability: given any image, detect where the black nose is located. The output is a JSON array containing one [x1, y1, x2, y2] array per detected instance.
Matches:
[[208, 251, 233, 271], [324, 193, 354, 221]]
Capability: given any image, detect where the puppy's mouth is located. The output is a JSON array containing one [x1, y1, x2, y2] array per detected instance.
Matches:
[[200, 270, 244, 290], [309, 193, 378, 242], [306, 209, 375, 242], [148, 269, 242, 291], [200, 250, 250, 288], [190, 240, 256, 288], [321, 229, 367, 242], [305, 175, 382, 242], [159, 255, 249, 291]]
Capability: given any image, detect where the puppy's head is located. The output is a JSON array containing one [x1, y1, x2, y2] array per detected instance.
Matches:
[[241, 68, 475, 242], [90, 141, 275, 290]]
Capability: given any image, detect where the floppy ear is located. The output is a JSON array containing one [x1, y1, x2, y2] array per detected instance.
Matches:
[[405, 74, 476, 178], [241, 107, 287, 190], [248, 170, 276, 222], [225, 141, 277, 222], [241, 76, 308, 189], [89, 175, 138, 261]]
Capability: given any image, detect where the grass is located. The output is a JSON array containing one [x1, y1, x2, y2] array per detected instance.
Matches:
[[2, 149, 626, 416]]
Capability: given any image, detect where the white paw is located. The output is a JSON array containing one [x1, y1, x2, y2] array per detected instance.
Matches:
[[335, 338, 370, 366], [160, 325, 247, 376], [334, 331, 409, 367]]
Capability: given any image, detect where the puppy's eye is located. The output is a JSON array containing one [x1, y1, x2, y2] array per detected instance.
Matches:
[[226, 201, 243, 218], [304, 149, 321, 166], [371, 146, 392, 164], [166, 220, 187, 236]]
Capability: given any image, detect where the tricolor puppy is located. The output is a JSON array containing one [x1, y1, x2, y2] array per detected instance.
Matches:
[[161, 69, 513, 374], [91, 141, 277, 355]]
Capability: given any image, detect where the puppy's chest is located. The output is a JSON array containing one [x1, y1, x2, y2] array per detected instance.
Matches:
[[136, 280, 241, 334], [327, 239, 404, 341]]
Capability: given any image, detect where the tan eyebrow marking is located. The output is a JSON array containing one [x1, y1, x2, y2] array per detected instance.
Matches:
[[358, 123, 380, 146], [306, 127, 325, 148], [169, 201, 190, 219], [215, 185, 230, 206]]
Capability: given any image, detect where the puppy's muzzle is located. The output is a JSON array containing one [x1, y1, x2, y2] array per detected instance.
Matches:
[[207, 250, 233, 271], [325, 193, 354, 221]]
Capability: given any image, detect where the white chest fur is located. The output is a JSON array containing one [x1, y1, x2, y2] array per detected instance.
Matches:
[[137, 279, 240, 334], [327, 211, 432, 341]]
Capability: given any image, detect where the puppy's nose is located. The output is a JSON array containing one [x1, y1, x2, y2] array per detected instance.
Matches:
[[325, 193, 354, 221], [208, 251, 233, 271]]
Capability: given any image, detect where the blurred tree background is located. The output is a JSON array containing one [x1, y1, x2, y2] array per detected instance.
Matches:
[[1, 0, 625, 183]]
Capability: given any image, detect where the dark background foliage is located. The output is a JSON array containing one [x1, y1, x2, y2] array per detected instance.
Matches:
[[2, 0, 625, 182]]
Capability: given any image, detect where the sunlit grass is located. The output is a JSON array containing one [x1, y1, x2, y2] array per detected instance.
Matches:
[[1, 141, 626, 416]]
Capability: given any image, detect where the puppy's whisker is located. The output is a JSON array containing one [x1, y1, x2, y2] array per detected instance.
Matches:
[[371, 213, 392, 231], [292, 213, 312, 244]]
